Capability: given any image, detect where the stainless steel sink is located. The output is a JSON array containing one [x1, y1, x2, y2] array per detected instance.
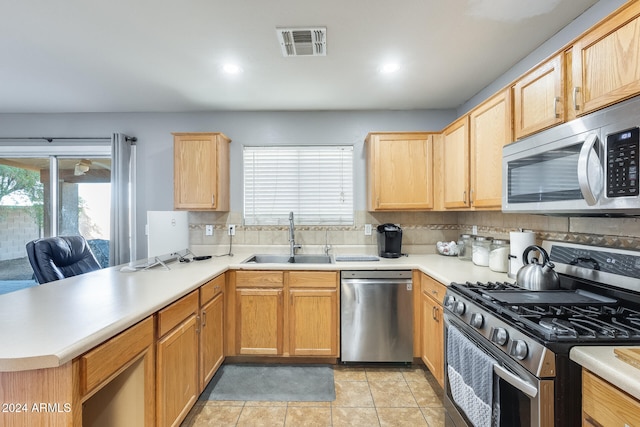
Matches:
[[242, 254, 334, 264]]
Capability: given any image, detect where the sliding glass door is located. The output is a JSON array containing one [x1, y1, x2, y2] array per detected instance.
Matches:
[[0, 143, 113, 293]]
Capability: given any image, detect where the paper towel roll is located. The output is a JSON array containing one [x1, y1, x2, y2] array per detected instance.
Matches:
[[509, 231, 536, 278]]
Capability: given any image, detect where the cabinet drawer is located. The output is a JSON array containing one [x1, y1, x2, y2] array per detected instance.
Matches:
[[421, 274, 447, 305], [289, 271, 338, 288], [80, 316, 154, 395], [583, 369, 640, 426], [201, 274, 225, 306], [235, 271, 284, 288], [157, 290, 199, 337]]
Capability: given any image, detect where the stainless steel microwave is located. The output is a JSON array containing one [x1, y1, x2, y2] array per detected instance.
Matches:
[[503, 96, 640, 215]]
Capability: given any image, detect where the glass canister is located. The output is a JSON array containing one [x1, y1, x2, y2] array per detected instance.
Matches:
[[489, 239, 510, 272], [457, 234, 473, 261], [472, 236, 493, 266]]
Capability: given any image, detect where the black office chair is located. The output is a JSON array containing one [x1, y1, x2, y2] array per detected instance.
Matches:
[[26, 236, 102, 284]]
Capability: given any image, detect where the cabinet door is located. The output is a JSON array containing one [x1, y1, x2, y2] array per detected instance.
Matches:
[[156, 314, 199, 427], [235, 288, 284, 355], [442, 116, 470, 209], [421, 274, 445, 387], [572, 2, 640, 115], [366, 132, 434, 210], [421, 292, 444, 387], [200, 292, 224, 390], [513, 54, 564, 139], [289, 288, 338, 356], [470, 89, 511, 209], [173, 132, 230, 211]]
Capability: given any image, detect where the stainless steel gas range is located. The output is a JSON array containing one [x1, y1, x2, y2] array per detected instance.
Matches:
[[443, 240, 640, 427]]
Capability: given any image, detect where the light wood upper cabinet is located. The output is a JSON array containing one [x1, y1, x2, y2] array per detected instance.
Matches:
[[470, 89, 512, 209], [173, 132, 231, 211], [513, 54, 564, 139], [420, 273, 445, 387], [442, 116, 470, 209], [572, 1, 640, 116], [366, 132, 434, 211], [582, 369, 640, 427]]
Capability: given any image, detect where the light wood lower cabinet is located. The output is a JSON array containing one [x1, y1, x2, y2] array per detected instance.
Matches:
[[289, 271, 339, 356], [420, 273, 445, 387], [236, 287, 285, 355], [156, 290, 199, 427], [81, 316, 156, 427], [199, 275, 225, 390], [229, 270, 339, 358], [582, 369, 640, 427]]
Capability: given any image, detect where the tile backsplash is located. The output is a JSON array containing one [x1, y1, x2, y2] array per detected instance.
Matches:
[[188, 210, 640, 253]]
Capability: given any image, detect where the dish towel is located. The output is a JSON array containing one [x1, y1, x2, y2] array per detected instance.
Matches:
[[447, 325, 500, 427]]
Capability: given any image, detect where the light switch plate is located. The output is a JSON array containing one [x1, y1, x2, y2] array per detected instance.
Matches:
[[205, 225, 213, 236], [364, 224, 372, 235]]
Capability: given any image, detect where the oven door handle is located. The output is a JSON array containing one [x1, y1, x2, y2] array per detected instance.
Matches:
[[494, 365, 538, 398]]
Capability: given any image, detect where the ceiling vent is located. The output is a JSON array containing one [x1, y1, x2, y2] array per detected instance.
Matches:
[[276, 27, 326, 57]]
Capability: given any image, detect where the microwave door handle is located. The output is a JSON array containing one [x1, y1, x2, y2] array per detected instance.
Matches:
[[494, 365, 538, 398], [577, 133, 604, 206]]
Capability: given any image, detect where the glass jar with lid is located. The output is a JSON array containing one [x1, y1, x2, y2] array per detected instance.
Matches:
[[457, 234, 473, 261], [472, 236, 493, 266], [489, 239, 510, 272]]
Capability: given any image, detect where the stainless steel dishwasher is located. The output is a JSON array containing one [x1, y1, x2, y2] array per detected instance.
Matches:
[[340, 270, 413, 363]]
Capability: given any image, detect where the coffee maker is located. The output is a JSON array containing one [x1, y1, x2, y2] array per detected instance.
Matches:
[[376, 224, 403, 258]]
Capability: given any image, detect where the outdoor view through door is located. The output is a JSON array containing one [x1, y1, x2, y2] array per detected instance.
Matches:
[[0, 156, 112, 294]]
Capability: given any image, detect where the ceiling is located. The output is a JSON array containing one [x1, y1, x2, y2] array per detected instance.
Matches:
[[0, 0, 599, 113]]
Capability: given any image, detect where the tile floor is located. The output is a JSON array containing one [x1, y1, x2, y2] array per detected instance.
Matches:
[[181, 364, 446, 427]]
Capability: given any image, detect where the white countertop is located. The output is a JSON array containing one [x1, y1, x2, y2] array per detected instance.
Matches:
[[0, 248, 510, 372], [570, 346, 640, 401]]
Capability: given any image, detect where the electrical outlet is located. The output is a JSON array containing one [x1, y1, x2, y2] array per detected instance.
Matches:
[[205, 225, 213, 236], [472, 225, 478, 235], [364, 224, 372, 235], [228, 224, 236, 236]]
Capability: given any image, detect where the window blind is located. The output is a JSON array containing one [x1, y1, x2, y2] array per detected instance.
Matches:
[[243, 145, 354, 225]]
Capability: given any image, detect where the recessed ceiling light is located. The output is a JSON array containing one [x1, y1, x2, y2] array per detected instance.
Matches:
[[379, 63, 400, 74], [222, 63, 243, 74]]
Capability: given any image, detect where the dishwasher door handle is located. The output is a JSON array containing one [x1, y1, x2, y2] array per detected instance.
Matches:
[[342, 278, 412, 286]]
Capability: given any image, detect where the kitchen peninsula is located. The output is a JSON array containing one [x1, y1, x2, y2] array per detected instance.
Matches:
[[0, 249, 507, 427]]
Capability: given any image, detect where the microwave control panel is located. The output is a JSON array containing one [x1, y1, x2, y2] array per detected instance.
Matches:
[[606, 127, 639, 198]]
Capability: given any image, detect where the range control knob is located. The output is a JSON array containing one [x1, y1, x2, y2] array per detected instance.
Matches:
[[511, 340, 528, 360], [443, 295, 456, 309], [470, 313, 484, 329], [453, 301, 466, 315], [493, 328, 509, 346]]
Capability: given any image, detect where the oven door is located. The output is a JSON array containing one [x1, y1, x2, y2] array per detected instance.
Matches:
[[443, 316, 554, 427]]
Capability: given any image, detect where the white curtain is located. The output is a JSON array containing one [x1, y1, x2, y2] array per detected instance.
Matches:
[[110, 133, 135, 266]]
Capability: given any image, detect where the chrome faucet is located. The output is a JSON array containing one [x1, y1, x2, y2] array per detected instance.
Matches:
[[289, 211, 302, 257]]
